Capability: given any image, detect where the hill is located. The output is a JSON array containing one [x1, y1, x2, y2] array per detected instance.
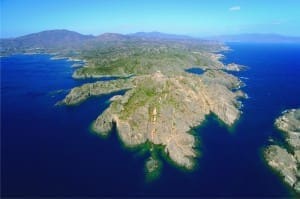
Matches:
[[0, 30, 94, 54]]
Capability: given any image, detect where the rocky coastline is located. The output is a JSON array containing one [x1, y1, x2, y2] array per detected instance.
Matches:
[[264, 109, 300, 193]]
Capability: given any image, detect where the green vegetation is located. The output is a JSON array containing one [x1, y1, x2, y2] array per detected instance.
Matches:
[[120, 83, 157, 119], [73, 46, 223, 78]]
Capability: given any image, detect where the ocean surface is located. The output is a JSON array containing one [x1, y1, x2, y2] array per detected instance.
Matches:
[[1, 43, 300, 197]]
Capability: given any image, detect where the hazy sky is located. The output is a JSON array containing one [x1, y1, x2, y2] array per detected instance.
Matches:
[[1, 0, 300, 38]]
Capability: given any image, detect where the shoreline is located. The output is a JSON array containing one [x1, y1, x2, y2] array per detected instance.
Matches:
[[258, 147, 293, 195], [90, 118, 201, 175], [263, 109, 300, 194]]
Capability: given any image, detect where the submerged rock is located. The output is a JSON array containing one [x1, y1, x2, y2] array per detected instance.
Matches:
[[146, 157, 161, 173], [264, 109, 300, 193], [145, 156, 162, 182]]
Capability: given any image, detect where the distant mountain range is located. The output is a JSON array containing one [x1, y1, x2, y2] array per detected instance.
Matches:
[[2, 30, 300, 45], [1, 30, 300, 56], [0, 30, 219, 56], [208, 33, 300, 43]]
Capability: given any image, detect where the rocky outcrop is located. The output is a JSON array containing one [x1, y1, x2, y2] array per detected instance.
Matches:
[[61, 79, 134, 105], [224, 63, 247, 71], [63, 70, 245, 169], [275, 109, 300, 154], [146, 157, 161, 173], [264, 109, 300, 193]]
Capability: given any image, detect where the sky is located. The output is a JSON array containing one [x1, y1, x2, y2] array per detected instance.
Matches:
[[1, 0, 300, 38]]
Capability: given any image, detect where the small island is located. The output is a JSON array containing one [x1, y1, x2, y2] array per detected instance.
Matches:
[[264, 109, 300, 193]]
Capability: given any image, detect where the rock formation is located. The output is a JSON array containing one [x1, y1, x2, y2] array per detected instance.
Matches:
[[224, 63, 247, 71], [264, 109, 300, 193], [62, 70, 246, 170]]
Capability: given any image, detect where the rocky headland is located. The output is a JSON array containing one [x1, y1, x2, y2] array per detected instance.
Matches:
[[62, 69, 246, 171], [264, 109, 300, 193]]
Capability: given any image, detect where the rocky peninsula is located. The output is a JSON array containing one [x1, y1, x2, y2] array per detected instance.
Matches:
[[264, 109, 300, 193], [62, 69, 245, 171]]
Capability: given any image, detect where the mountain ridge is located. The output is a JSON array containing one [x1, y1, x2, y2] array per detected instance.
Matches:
[[2, 30, 300, 56], [2, 29, 300, 43], [0, 29, 214, 56]]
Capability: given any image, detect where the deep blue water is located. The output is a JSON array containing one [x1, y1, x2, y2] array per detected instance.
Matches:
[[1, 44, 300, 197]]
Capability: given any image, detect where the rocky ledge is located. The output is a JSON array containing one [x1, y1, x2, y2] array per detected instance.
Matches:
[[62, 69, 245, 172], [264, 109, 300, 193]]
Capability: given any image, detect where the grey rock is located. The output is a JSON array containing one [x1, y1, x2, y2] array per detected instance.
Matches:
[[64, 71, 245, 169], [264, 108, 300, 193], [146, 157, 160, 173], [224, 63, 247, 71]]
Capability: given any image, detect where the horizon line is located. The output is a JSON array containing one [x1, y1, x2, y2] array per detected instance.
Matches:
[[1, 29, 300, 39]]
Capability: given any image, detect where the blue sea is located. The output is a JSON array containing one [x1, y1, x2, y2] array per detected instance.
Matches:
[[1, 43, 300, 197]]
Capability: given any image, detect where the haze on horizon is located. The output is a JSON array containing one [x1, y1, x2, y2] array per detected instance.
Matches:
[[1, 0, 300, 38]]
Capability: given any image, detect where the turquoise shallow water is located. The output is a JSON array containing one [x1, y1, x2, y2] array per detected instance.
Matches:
[[1, 43, 300, 197]]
